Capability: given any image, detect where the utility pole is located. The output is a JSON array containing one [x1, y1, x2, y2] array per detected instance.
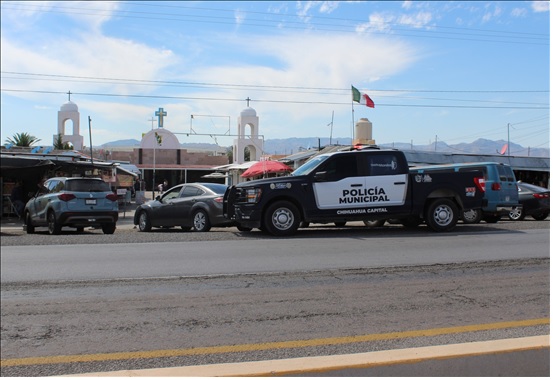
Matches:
[[507, 123, 511, 156], [88, 116, 93, 168], [328, 111, 334, 146]]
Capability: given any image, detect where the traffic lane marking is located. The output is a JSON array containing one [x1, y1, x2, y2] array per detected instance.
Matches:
[[1, 318, 549, 367]]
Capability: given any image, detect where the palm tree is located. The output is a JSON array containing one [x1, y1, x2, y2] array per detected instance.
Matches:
[[53, 134, 72, 150], [5, 132, 41, 147]]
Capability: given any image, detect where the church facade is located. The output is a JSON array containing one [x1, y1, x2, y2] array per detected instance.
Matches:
[[55, 100, 266, 191]]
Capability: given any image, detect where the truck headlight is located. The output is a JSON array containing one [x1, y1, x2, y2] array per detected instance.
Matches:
[[246, 188, 262, 203]]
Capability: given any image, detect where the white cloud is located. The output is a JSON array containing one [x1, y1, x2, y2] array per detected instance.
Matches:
[[511, 8, 527, 17], [481, 4, 502, 23], [234, 9, 246, 25], [531, 1, 550, 12], [319, 1, 340, 14], [398, 11, 433, 29], [402, 1, 413, 10], [1, 33, 178, 97], [208, 33, 416, 87]]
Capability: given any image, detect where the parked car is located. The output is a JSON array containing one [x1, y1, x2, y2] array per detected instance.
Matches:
[[508, 182, 550, 221], [24, 177, 119, 235], [134, 182, 235, 232]]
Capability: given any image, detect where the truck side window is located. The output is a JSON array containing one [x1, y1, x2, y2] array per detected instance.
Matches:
[[318, 155, 359, 181], [369, 154, 404, 176]]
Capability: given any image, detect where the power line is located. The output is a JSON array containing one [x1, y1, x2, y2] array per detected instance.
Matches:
[[2, 71, 549, 94], [1, 88, 549, 110], [1, 2, 549, 45]]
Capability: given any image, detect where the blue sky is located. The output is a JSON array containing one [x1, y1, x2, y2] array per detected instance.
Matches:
[[1, 1, 550, 154]]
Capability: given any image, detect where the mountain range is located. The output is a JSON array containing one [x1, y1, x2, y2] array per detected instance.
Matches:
[[101, 137, 550, 158]]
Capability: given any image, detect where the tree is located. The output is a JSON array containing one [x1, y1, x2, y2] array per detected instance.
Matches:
[[53, 134, 73, 150], [226, 146, 233, 163], [5, 132, 41, 147]]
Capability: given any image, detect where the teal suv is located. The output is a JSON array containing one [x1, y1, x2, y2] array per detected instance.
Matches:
[[24, 177, 119, 235]]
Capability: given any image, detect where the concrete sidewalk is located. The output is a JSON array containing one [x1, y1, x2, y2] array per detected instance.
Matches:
[[68, 335, 550, 377]]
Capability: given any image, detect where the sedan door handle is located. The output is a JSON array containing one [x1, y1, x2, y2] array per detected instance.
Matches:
[[394, 182, 406, 185], [350, 184, 363, 187]]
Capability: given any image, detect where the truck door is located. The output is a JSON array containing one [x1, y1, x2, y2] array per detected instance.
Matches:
[[365, 153, 408, 207], [313, 154, 364, 209], [497, 165, 518, 205]]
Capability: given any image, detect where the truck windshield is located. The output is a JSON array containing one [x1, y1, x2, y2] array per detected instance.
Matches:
[[291, 155, 329, 176]]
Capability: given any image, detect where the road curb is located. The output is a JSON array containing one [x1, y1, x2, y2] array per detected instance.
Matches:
[[69, 335, 549, 377]]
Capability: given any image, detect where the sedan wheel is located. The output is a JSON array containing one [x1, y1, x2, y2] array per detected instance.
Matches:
[[138, 211, 152, 232], [532, 212, 549, 221], [193, 209, 211, 232]]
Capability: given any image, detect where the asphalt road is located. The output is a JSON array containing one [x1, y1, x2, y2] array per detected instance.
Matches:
[[0, 219, 550, 376]]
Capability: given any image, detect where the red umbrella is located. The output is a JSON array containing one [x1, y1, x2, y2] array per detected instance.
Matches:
[[240, 160, 292, 178]]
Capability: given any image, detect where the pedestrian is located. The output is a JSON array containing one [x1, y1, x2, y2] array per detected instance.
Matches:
[[158, 179, 169, 193], [10, 181, 26, 217]]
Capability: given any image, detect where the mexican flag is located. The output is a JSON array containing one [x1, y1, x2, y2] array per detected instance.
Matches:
[[351, 85, 375, 108]]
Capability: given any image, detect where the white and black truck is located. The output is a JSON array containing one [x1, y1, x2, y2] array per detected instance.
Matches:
[[223, 147, 485, 236]]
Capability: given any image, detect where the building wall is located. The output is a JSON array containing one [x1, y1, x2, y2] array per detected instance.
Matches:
[[108, 148, 228, 167]]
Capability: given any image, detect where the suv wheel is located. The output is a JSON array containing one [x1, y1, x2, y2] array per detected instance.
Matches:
[[102, 223, 116, 234], [47, 211, 62, 235], [24, 212, 35, 234]]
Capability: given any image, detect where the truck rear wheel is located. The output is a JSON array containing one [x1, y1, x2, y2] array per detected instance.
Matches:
[[264, 201, 300, 236], [426, 198, 458, 232]]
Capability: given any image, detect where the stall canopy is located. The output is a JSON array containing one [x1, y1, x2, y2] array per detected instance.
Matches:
[[240, 160, 292, 178], [0, 155, 55, 180]]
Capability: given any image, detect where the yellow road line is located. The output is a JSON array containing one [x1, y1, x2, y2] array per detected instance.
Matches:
[[1, 318, 549, 367]]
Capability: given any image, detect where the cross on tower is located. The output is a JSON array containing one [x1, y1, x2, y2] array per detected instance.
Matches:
[[67, 91, 72, 101], [155, 107, 167, 128], [246, 97, 251, 107]]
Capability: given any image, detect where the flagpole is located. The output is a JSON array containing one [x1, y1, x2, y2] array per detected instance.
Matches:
[[351, 100, 355, 147]]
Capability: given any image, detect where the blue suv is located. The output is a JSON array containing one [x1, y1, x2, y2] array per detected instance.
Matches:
[[24, 177, 119, 235]]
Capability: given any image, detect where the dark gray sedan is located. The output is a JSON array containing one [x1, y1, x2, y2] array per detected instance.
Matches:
[[134, 183, 234, 232]]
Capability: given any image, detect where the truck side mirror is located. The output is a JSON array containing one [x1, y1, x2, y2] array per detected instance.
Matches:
[[314, 171, 328, 181]]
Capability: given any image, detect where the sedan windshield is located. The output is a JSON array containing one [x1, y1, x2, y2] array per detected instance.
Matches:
[[290, 155, 329, 176]]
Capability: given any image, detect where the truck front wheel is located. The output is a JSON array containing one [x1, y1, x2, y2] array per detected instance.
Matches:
[[426, 198, 458, 232], [264, 201, 300, 236]]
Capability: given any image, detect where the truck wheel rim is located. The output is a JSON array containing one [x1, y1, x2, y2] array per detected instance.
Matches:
[[433, 205, 453, 226], [272, 208, 294, 230]]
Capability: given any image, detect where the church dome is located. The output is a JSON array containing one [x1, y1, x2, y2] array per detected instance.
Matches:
[[60, 101, 78, 112], [240, 107, 257, 117]]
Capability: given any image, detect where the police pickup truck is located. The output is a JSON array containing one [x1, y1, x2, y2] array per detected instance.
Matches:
[[223, 148, 485, 236]]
